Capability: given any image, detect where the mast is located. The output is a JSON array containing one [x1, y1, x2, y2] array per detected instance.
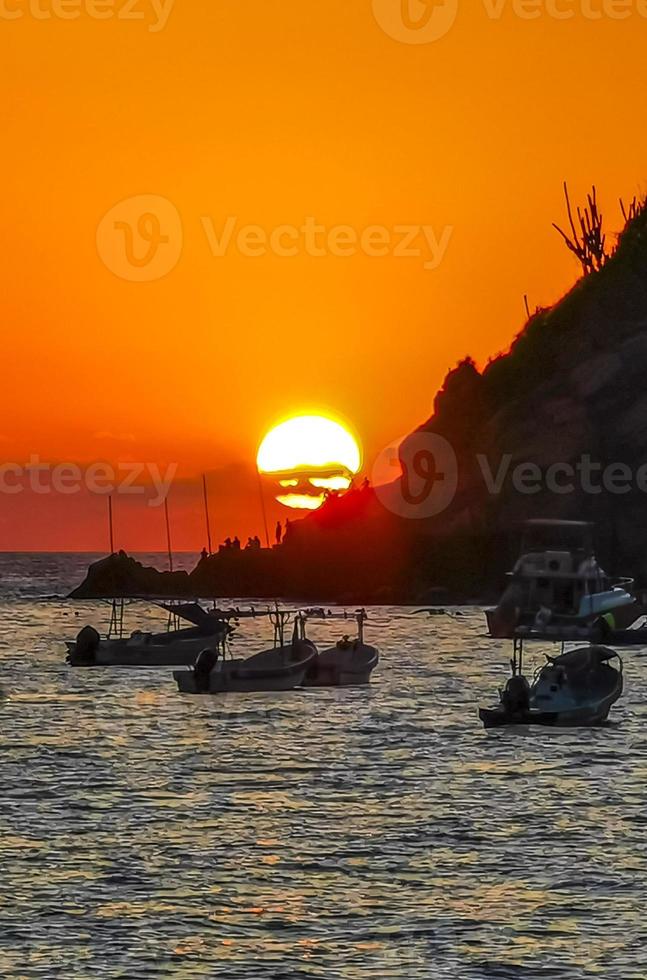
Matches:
[[108, 495, 115, 553], [202, 473, 213, 555], [164, 497, 174, 572], [256, 468, 270, 549]]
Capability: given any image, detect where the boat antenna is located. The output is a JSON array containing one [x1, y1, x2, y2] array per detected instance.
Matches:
[[256, 467, 270, 549], [164, 496, 174, 573], [108, 495, 115, 554], [202, 474, 213, 555], [357, 608, 366, 644]]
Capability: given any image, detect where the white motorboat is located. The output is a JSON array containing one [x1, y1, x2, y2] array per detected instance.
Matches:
[[302, 609, 379, 687], [174, 609, 317, 694], [65, 599, 239, 667], [480, 643, 623, 728], [486, 520, 635, 639]]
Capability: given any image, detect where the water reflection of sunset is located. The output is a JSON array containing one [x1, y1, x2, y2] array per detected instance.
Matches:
[[2, 591, 645, 978]]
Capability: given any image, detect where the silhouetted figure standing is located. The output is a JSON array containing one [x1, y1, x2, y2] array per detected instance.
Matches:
[[275, 521, 282, 546], [232, 536, 241, 550]]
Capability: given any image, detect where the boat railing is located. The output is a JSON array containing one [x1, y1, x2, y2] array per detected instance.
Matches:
[[299, 608, 368, 643]]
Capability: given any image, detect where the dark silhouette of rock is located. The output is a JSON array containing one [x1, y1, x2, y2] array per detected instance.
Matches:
[[70, 552, 190, 599]]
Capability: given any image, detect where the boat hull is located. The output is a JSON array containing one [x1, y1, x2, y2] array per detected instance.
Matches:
[[66, 636, 211, 668], [479, 698, 618, 729], [174, 640, 317, 694], [303, 643, 379, 687], [486, 603, 637, 641]]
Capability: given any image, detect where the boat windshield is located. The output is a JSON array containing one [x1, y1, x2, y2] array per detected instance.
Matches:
[[520, 521, 593, 559]]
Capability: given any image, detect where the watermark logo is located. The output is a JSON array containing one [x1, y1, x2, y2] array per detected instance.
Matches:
[[372, 0, 459, 43], [481, 0, 647, 22], [372, 432, 458, 518], [0, 0, 175, 31], [96, 195, 183, 282], [97, 201, 454, 279], [201, 216, 453, 270], [372, 441, 647, 520], [0, 457, 177, 506], [373, 0, 647, 43]]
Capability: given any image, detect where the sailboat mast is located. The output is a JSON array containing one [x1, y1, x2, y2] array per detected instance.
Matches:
[[202, 474, 213, 555], [108, 495, 115, 554], [256, 468, 270, 550], [164, 497, 174, 572]]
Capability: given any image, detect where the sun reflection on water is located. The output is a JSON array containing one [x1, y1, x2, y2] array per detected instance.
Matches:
[[0, 588, 646, 978]]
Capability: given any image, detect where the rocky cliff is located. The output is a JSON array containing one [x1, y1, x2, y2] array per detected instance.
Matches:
[[403, 201, 647, 582]]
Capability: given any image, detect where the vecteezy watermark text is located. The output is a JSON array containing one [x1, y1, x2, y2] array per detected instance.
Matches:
[[479, 453, 647, 496], [0, 457, 177, 506], [373, 435, 647, 519], [96, 195, 454, 282], [0, 0, 174, 31], [201, 216, 453, 270], [373, 0, 647, 44]]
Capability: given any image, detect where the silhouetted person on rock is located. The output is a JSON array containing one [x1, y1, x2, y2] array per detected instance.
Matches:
[[232, 536, 241, 550], [275, 521, 282, 546]]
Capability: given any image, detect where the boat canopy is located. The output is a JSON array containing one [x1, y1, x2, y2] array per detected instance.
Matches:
[[520, 519, 594, 557], [158, 602, 272, 624]]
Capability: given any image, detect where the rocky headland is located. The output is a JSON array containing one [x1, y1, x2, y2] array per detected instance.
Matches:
[[71, 198, 647, 603]]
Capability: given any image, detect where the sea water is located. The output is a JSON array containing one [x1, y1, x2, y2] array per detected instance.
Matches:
[[0, 554, 645, 979]]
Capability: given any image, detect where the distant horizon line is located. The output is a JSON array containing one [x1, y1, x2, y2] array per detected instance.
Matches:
[[0, 550, 202, 555]]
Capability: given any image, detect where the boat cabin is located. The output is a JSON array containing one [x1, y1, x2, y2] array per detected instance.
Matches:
[[511, 520, 608, 616]]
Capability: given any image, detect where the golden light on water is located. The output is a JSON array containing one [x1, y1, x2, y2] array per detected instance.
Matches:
[[258, 415, 361, 511]]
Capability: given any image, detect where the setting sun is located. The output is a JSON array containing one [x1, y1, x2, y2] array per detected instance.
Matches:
[[257, 415, 362, 510]]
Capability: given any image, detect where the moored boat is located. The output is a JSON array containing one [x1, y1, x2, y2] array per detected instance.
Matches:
[[66, 599, 238, 667], [302, 609, 379, 687], [486, 520, 635, 639], [174, 609, 317, 694], [480, 643, 623, 729]]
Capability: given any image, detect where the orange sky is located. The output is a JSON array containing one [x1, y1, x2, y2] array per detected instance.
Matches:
[[1, 0, 646, 549]]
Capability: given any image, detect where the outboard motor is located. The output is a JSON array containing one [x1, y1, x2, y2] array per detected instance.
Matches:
[[194, 648, 218, 693], [69, 625, 101, 666], [501, 674, 530, 717]]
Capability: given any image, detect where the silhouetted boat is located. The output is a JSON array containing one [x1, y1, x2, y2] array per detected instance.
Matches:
[[480, 644, 623, 728], [302, 609, 379, 687], [174, 609, 317, 694], [486, 520, 634, 639], [66, 599, 234, 667]]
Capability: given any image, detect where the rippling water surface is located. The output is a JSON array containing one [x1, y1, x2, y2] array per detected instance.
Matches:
[[1, 555, 646, 978]]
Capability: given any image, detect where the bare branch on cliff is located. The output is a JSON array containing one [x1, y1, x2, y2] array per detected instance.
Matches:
[[553, 182, 608, 276], [620, 196, 644, 224]]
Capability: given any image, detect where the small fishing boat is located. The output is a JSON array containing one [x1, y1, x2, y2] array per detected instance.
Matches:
[[174, 609, 317, 694], [486, 520, 635, 639], [66, 599, 237, 667], [302, 609, 379, 687], [480, 641, 623, 729]]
